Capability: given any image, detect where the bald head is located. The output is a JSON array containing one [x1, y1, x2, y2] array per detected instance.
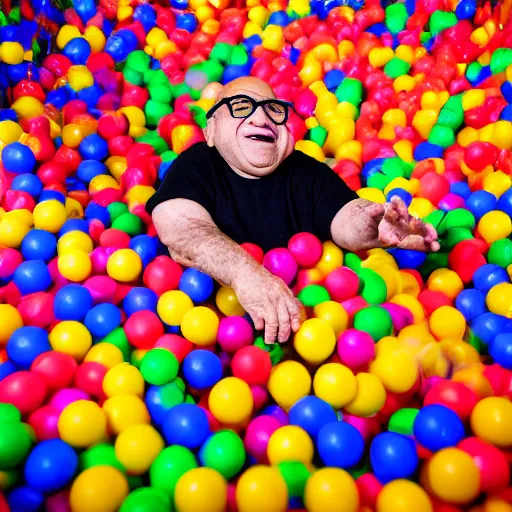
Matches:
[[215, 77, 276, 102]]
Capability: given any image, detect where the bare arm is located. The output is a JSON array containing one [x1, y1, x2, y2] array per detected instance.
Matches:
[[152, 198, 303, 342]]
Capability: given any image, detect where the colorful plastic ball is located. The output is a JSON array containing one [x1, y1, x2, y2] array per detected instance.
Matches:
[[422, 448, 480, 504], [288, 232, 323, 268], [33, 200, 68, 234], [278, 460, 311, 500], [0, 304, 23, 345], [313, 301, 349, 336], [143, 256, 183, 295], [183, 349, 222, 390], [84, 303, 122, 339], [477, 210, 512, 244], [216, 286, 246, 316], [49, 388, 90, 414], [471, 312, 511, 345], [174, 467, 227, 512], [424, 380, 478, 421], [429, 305, 467, 340], [244, 415, 282, 464], [162, 403, 210, 449], [21, 230, 57, 261], [157, 290, 194, 326], [74, 361, 108, 399], [268, 360, 312, 410], [304, 467, 359, 512], [140, 348, 179, 386], [115, 424, 164, 475], [414, 404, 466, 452], [470, 396, 512, 447], [24, 439, 78, 493], [84, 343, 124, 370], [58, 250, 92, 282], [353, 306, 393, 342], [2, 141, 36, 174], [455, 288, 487, 322], [486, 283, 512, 318], [13, 259, 52, 295], [155, 334, 193, 363], [288, 396, 337, 440], [7, 486, 44, 512], [6, 326, 51, 369], [103, 363, 145, 398], [489, 332, 512, 369], [344, 373, 387, 418], [267, 425, 314, 465], [317, 421, 364, 469], [69, 466, 129, 512], [217, 316, 253, 353], [209, 377, 254, 426], [58, 400, 106, 448], [120, 488, 171, 512], [0, 416, 33, 469], [0, 371, 47, 415], [235, 465, 288, 512], [313, 363, 357, 408], [27, 404, 60, 441], [49, 321, 92, 361], [370, 350, 418, 394], [370, 432, 419, 484], [107, 249, 142, 282], [79, 133, 108, 160], [337, 329, 376, 370], [123, 287, 158, 316], [53, 284, 93, 321], [179, 268, 214, 303], [199, 430, 245, 479], [294, 318, 336, 365], [181, 306, 220, 346], [473, 264, 510, 294], [30, 351, 77, 391], [263, 248, 299, 285], [376, 480, 433, 512], [124, 310, 164, 350], [145, 381, 185, 427], [231, 346, 272, 386], [103, 394, 150, 435]]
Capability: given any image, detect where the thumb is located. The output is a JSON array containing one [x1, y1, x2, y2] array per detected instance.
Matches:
[[366, 201, 385, 218]]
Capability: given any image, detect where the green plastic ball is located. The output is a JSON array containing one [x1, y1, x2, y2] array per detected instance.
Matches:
[[429, 10, 458, 36], [278, 461, 311, 498], [140, 349, 180, 386], [298, 285, 330, 307], [0, 421, 32, 470], [0, 403, 21, 424], [126, 51, 151, 74], [358, 268, 387, 305], [80, 443, 125, 472], [488, 238, 512, 268], [353, 306, 392, 342], [384, 58, 411, 79], [112, 212, 144, 236], [335, 78, 363, 106], [101, 327, 132, 361], [388, 408, 419, 436], [199, 430, 245, 479], [120, 487, 171, 512], [108, 202, 129, 222], [385, 3, 408, 34]]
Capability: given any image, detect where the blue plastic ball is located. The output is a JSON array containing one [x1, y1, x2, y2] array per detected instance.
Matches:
[[324, 69, 345, 91], [84, 202, 111, 227], [1, 142, 36, 174], [84, 303, 122, 338], [77, 160, 107, 183], [0, 361, 17, 381], [130, 235, 157, 268], [21, 230, 57, 261], [317, 421, 364, 469], [7, 486, 44, 512], [59, 219, 90, 237], [182, 350, 222, 390], [489, 331, 512, 370], [450, 181, 471, 199], [11, 173, 43, 198], [413, 142, 444, 160], [62, 37, 92, 65], [389, 248, 426, 269], [259, 405, 288, 425], [6, 326, 51, 369], [455, 288, 487, 322], [471, 312, 512, 345], [13, 260, 52, 295], [369, 432, 419, 484], [386, 188, 413, 206], [455, 0, 477, 19], [179, 268, 214, 303], [289, 396, 337, 440], [79, 134, 108, 161], [176, 13, 198, 32], [39, 190, 66, 204], [465, 190, 497, 221], [133, 4, 157, 31], [123, 287, 158, 316], [413, 404, 465, 452], [24, 439, 78, 493], [473, 264, 509, 294], [496, 188, 512, 217], [162, 403, 210, 449], [54, 284, 93, 321], [74, 0, 97, 23], [145, 381, 185, 426]]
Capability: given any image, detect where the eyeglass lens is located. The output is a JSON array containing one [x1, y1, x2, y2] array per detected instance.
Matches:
[[228, 98, 288, 124]]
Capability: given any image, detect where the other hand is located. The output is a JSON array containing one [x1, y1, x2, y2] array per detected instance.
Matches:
[[233, 267, 305, 344]]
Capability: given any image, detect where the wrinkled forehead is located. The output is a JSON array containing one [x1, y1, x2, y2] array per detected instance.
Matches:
[[216, 82, 276, 103]]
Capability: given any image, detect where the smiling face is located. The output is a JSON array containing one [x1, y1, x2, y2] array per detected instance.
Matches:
[[203, 77, 294, 179]]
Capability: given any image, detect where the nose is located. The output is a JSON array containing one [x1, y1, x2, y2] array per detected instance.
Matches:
[[247, 105, 270, 126]]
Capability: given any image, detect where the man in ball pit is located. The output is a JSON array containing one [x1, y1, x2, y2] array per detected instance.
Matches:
[[147, 76, 440, 344]]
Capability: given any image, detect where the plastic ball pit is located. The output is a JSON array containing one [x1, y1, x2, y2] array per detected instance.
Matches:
[[1, 0, 512, 510]]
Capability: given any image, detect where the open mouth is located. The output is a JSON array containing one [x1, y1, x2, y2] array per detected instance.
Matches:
[[246, 134, 276, 143]]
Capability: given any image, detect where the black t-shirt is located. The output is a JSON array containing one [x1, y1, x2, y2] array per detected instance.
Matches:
[[146, 142, 358, 252]]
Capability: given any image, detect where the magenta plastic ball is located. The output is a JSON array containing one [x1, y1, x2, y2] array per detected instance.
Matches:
[[28, 405, 60, 441], [288, 232, 323, 268], [48, 388, 90, 414], [90, 247, 116, 274], [45, 490, 71, 512], [344, 414, 380, 442], [381, 303, 414, 331], [251, 385, 268, 411], [18, 292, 55, 328], [340, 296, 369, 320], [420, 376, 446, 398], [48, 258, 71, 289], [263, 248, 298, 285], [217, 316, 253, 353], [324, 267, 360, 302], [0, 248, 23, 278], [438, 193, 465, 211], [83, 275, 117, 304], [337, 328, 375, 370], [244, 415, 281, 463], [0, 371, 48, 416]]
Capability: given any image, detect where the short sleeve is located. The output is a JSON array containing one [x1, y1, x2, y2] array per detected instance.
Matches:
[[145, 143, 215, 216]]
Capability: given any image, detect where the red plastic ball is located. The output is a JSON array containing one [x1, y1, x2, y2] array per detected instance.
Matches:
[[423, 380, 478, 421], [417, 290, 453, 316], [99, 228, 131, 249], [231, 346, 272, 386], [154, 334, 194, 363], [0, 371, 48, 416], [288, 232, 323, 268], [27, 405, 60, 441], [143, 256, 183, 296], [464, 141, 498, 171], [241, 243, 264, 264], [31, 351, 77, 391], [325, 267, 360, 302], [124, 310, 164, 349], [418, 172, 450, 207], [74, 362, 108, 400], [18, 292, 55, 328], [97, 112, 129, 139]]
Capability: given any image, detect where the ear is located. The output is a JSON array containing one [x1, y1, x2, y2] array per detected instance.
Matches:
[[203, 119, 215, 147]]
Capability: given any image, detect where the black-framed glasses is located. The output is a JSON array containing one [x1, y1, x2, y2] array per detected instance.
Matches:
[[205, 94, 294, 125]]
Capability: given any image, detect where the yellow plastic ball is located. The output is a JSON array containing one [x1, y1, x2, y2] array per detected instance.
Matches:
[[103, 363, 145, 398], [470, 397, 512, 447], [313, 363, 357, 408], [426, 268, 464, 300], [0, 216, 30, 248], [103, 395, 150, 435], [486, 282, 512, 318], [56, 25, 82, 49], [268, 360, 312, 411], [0, 304, 23, 345], [157, 290, 194, 326], [58, 250, 92, 282], [422, 448, 480, 504], [107, 249, 142, 283], [478, 210, 512, 244], [376, 480, 433, 512], [58, 400, 107, 448], [209, 377, 253, 425], [83, 26, 106, 53], [344, 372, 386, 417], [313, 302, 348, 336], [33, 200, 68, 233], [429, 305, 467, 339], [389, 294, 425, 324], [316, 241, 343, 275], [11, 97, 44, 119], [175, 467, 227, 512], [49, 321, 92, 361], [294, 318, 336, 365], [235, 465, 288, 512], [115, 424, 164, 475], [67, 65, 94, 91], [84, 343, 124, 370], [370, 350, 418, 393], [57, 231, 93, 255], [267, 425, 314, 465], [0, 120, 23, 145], [181, 306, 220, 346], [452, 365, 493, 399], [304, 468, 359, 512], [69, 466, 129, 512], [216, 286, 246, 316], [0, 42, 25, 65]]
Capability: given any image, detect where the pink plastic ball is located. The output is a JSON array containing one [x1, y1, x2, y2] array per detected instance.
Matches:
[[251, 385, 268, 411], [124, 310, 164, 350], [344, 414, 381, 443], [143, 256, 183, 296], [244, 415, 281, 463], [28, 405, 60, 441], [263, 248, 298, 285], [217, 316, 254, 353], [340, 296, 368, 321], [0, 248, 23, 278], [31, 351, 77, 391], [48, 388, 90, 414], [420, 376, 445, 398], [288, 232, 323, 268], [155, 334, 194, 362], [325, 267, 360, 302], [74, 362, 108, 400], [45, 490, 71, 512], [83, 275, 117, 304], [90, 247, 116, 274], [0, 371, 48, 416], [356, 473, 383, 510], [48, 258, 71, 289], [381, 303, 414, 331], [18, 292, 55, 328], [438, 193, 466, 211], [337, 328, 376, 370]]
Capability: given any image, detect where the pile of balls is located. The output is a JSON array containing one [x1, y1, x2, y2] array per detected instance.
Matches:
[[1, 0, 512, 510]]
